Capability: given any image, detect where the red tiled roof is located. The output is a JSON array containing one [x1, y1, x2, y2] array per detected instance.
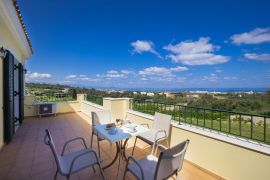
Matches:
[[12, 0, 33, 54]]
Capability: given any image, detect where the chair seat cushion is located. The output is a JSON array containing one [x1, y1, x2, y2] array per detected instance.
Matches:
[[138, 130, 166, 144], [128, 155, 158, 180], [58, 149, 97, 175]]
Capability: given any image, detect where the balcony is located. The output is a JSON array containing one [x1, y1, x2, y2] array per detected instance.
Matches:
[[1, 95, 270, 180], [0, 113, 218, 180]]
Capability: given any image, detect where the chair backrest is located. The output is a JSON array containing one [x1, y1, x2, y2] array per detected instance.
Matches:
[[154, 139, 190, 180], [91, 110, 111, 126], [44, 129, 61, 170], [153, 112, 171, 135]]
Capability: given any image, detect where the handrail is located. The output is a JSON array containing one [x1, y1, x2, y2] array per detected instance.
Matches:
[[35, 95, 75, 102], [132, 100, 270, 144]]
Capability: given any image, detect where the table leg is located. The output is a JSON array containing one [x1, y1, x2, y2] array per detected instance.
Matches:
[[122, 139, 129, 161], [116, 141, 122, 180], [101, 138, 129, 171], [102, 142, 120, 170]]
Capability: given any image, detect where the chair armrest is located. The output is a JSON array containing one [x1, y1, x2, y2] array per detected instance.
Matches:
[[69, 149, 98, 174], [140, 123, 149, 128], [154, 143, 168, 156], [154, 130, 167, 142], [61, 137, 87, 156], [127, 156, 145, 180]]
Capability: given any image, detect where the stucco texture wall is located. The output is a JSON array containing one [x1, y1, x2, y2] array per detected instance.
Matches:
[[0, 18, 23, 62], [0, 15, 26, 149], [24, 96, 80, 117], [80, 101, 104, 118]]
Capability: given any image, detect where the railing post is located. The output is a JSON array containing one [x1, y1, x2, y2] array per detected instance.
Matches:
[[190, 108, 192, 124], [251, 115, 253, 139], [184, 106, 186, 123], [173, 104, 176, 120], [211, 111, 213, 129], [196, 108, 199, 125], [239, 114, 242, 136], [203, 109, 206, 128], [178, 105, 181, 124], [144, 101, 146, 113], [264, 117, 266, 142], [229, 112, 231, 134], [220, 111, 222, 131]]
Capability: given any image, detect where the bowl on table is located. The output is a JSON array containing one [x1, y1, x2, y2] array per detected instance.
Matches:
[[108, 127, 118, 135]]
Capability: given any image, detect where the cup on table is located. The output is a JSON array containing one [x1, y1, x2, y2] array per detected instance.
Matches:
[[108, 126, 118, 134]]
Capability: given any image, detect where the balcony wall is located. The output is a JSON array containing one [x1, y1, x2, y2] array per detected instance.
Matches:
[[75, 96, 270, 180], [24, 95, 81, 117]]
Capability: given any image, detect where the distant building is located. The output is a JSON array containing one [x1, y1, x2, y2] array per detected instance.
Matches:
[[186, 94, 199, 98], [147, 92, 154, 96], [61, 88, 69, 93], [164, 92, 176, 98], [246, 91, 254, 94], [140, 92, 147, 95], [133, 92, 138, 95], [189, 91, 208, 94]]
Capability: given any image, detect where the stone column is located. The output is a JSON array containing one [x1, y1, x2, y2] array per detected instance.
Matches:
[[103, 98, 132, 121], [77, 94, 86, 103]]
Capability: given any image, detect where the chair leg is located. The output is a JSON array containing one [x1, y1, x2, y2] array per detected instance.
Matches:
[[98, 163, 106, 180], [175, 172, 179, 180], [90, 132, 94, 148], [131, 136, 137, 156], [151, 142, 156, 155], [66, 175, 70, 180], [97, 138, 101, 158], [123, 160, 129, 180], [54, 169, 58, 180]]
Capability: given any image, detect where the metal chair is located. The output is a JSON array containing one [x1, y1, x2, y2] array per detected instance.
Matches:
[[132, 112, 171, 155], [124, 139, 190, 180], [44, 129, 105, 180], [90, 110, 112, 158]]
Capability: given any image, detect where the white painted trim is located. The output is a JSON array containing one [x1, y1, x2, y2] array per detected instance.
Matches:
[[0, 0, 32, 61], [103, 98, 132, 101], [82, 101, 104, 110], [127, 110, 270, 155]]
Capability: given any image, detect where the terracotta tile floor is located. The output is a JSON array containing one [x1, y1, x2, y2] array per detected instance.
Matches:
[[0, 113, 220, 180]]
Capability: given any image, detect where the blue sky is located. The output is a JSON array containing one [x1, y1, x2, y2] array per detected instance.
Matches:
[[20, 0, 270, 89]]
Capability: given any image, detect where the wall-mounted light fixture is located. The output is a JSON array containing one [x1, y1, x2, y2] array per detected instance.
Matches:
[[0, 47, 7, 59]]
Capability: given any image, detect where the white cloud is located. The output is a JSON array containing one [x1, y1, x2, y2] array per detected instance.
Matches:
[[244, 53, 270, 61], [202, 73, 219, 82], [170, 66, 189, 72], [131, 40, 162, 58], [64, 74, 100, 82], [164, 37, 229, 65], [65, 74, 77, 79], [230, 28, 270, 45], [224, 76, 238, 80], [141, 77, 148, 81], [78, 77, 100, 82], [121, 70, 133, 75], [215, 69, 223, 73], [97, 70, 134, 79], [175, 77, 186, 82], [27, 72, 52, 79], [139, 66, 188, 77]]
